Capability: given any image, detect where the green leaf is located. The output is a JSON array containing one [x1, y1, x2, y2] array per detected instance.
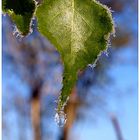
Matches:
[[3, 0, 36, 35], [36, 0, 114, 111], [2, 0, 6, 12]]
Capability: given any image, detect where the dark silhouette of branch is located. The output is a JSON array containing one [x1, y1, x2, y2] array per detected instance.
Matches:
[[110, 114, 124, 140]]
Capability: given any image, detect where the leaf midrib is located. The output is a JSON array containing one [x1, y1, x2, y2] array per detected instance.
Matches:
[[49, 2, 94, 34], [70, 0, 75, 63], [48, 0, 95, 64]]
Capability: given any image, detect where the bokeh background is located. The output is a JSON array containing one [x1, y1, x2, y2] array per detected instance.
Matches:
[[2, 0, 138, 140]]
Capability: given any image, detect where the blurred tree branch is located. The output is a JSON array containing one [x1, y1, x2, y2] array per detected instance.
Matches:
[[110, 114, 124, 140]]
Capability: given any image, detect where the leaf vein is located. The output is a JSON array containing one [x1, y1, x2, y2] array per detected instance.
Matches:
[[74, 9, 94, 32]]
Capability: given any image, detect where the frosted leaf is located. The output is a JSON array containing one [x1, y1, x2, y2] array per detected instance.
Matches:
[[54, 111, 67, 127], [36, 0, 114, 111]]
